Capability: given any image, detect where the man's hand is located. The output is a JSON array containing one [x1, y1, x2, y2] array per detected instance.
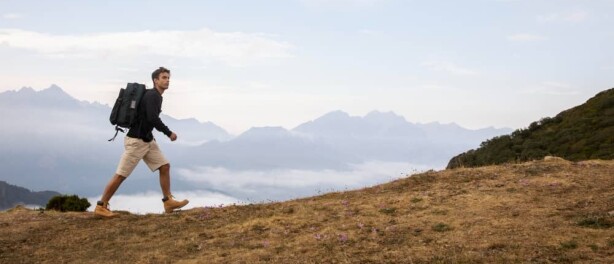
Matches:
[[170, 132, 178, 141]]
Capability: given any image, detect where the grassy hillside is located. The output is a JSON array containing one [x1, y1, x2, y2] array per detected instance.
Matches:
[[1, 159, 612, 263], [448, 88, 614, 169]]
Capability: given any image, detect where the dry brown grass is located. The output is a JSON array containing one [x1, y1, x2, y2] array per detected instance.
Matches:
[[1, 159, 613, 263]]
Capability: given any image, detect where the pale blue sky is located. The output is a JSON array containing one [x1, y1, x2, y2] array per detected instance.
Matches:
[[1, 0, 613, 134]]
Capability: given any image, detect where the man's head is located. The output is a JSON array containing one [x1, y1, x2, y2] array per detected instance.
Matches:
[[152, 67, 171, 90]]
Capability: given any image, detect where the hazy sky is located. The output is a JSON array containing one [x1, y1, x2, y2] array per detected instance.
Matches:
[[1, 0, 613, 134]]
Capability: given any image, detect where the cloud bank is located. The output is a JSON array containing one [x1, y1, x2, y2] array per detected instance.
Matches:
[[176, 161, 431, 202], [88, 190, 242, 215], [87, 161, 430, 214]]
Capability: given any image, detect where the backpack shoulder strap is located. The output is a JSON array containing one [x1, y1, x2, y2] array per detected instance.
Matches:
[[108, 125, 125, 141]]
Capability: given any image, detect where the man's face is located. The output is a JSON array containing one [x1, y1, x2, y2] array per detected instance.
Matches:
[[154, 72, 170, 90]]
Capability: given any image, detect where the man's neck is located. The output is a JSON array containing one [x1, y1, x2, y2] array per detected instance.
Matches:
[[155, 86, 165, 95]]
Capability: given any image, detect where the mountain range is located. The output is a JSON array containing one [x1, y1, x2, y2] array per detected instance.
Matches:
[[0, 181, 60, 210], [0, 85, 511, 197]]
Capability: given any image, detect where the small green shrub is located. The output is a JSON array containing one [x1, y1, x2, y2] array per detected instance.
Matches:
[[577, 216, 612, 229], [560, 240, 578, 250], [588, 244, 598, 251], [379, 207, 396, 215], [431, 209, 448, 215], [46, 195, 91, 212], [432, 223, 451, 232], [251, 224, 268, 234], [487, 243, 506, 251], [282, 206, 295, 214]]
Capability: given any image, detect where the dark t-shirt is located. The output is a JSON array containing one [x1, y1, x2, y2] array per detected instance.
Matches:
[[127, 88, 172, 142]]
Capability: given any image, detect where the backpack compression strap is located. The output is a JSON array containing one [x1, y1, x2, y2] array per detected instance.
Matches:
[[108, 125, 126, 141]]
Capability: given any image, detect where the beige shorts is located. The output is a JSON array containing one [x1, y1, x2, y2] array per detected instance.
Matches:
[[116, 136, 169, 177]]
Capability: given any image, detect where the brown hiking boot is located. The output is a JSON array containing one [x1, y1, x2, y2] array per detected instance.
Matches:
[[94, 201, 118, 218], [163, 195, 189, 213]]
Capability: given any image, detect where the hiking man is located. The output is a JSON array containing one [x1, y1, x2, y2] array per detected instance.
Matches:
[[95, 67, 189, 217]]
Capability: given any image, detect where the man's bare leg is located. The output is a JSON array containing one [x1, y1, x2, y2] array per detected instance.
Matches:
[[159, 164, 171, 198], [101, 174, 126, 203], [94, 174, 126, 218], [159, 163, 189, 213]]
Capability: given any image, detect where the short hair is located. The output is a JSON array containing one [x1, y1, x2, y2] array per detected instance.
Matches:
[[151, 67, 170, 82]]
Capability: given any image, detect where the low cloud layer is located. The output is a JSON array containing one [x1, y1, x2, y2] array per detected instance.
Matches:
[[88, 190, 241, 215], [176, 161, 432, 203], [88, 161, 432, 214]]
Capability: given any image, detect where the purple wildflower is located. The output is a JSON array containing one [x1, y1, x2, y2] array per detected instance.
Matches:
[[198, 208, 211, 220], [547, 182, 561, 188]]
